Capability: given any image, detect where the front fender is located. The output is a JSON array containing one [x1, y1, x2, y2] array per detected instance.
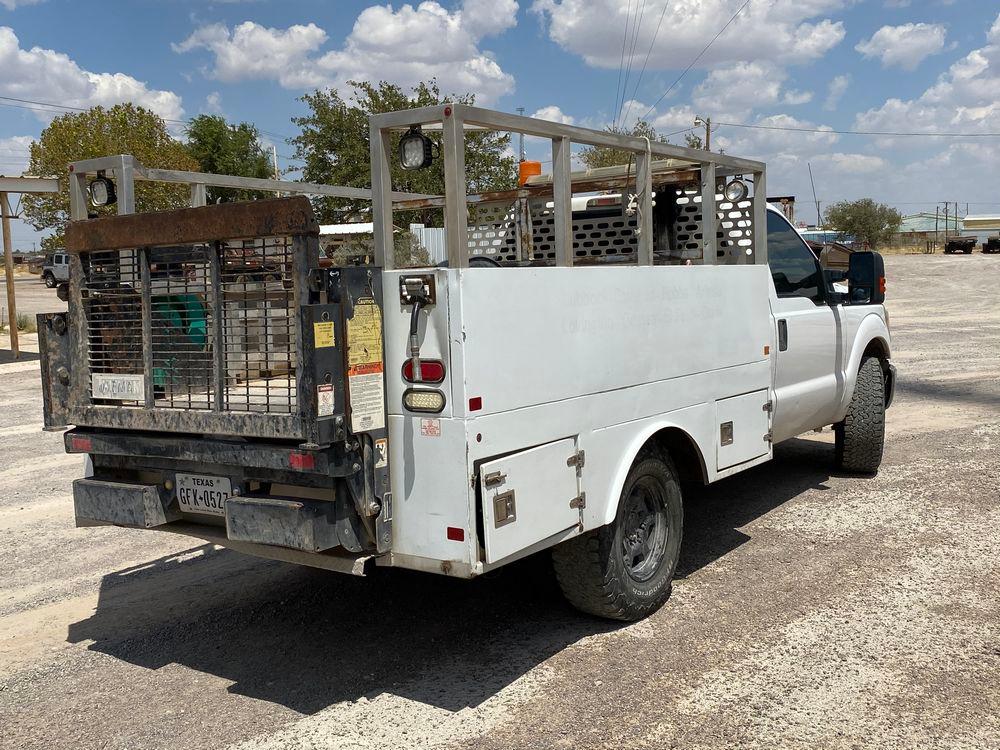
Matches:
[[835, 312, 892, 421]]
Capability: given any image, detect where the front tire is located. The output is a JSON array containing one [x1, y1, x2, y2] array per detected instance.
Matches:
[[552, 447, 683, 621], [835, 356, 886, 474], [43, 272, 56, 288]]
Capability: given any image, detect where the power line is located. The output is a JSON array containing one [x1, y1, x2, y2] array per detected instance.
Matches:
[[0, 94, 296, 140], [617, 0, 648, 128], [713, 120, 1000, 137], [641, 0, 752, 121], [612, 0, 634, 130], [621, 0, 672, 129]]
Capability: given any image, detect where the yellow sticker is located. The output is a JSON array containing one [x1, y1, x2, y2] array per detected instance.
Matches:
[[313, 321, 336, 348], [346, 298, 384, 374]]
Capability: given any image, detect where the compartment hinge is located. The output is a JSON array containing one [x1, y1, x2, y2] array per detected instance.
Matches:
[[566, 450, 585, 473], [569, 492, 586, 510], [483, 470, 507, 489], [764, 430, 773, 443], [762, 401, 773, 413]]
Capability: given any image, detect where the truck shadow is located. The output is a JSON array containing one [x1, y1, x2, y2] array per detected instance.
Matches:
[[66, 437, 832, 715]]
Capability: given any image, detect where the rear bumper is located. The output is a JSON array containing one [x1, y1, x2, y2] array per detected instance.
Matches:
[[73, 478, 374, 574]]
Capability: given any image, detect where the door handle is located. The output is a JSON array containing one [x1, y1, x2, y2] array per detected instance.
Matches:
[[777, 319, 788, 351]]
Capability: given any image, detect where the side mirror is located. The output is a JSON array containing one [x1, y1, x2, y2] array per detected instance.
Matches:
[[847, 251, 885, 305]]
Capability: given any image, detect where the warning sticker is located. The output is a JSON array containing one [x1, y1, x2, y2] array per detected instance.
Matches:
[[375, 438, 388, 468], [313, 321, 336, 348], [317, 384, 335, 416], [347, 297, 386, 433], [420, 418, 441, 437]]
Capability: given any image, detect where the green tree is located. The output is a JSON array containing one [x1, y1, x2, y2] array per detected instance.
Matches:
[[291, 80, 517, 226], [684, 132, 704, 149], [824, 198, 903, 250], [22, 103, 199, 251], [185, 115, 274, 203], [578, 120, 670, 170]]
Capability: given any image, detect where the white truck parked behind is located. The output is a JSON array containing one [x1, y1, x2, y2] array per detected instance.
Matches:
[[38, 106, 894, 621]]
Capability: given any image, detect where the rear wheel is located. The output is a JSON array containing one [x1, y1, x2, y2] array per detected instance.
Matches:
[[835, 356, 886, 474], [552, 447, 683, 621], [43, 272, 56, 288]]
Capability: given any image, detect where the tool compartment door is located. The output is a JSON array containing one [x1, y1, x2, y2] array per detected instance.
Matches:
[[479, 437, 580, 564], [716, 389, 772, 470]]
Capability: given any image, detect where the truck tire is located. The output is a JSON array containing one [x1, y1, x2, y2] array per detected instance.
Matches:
[[552, 447, 683, 621], [835, 356, 886, 474], [43, 272, 56, 288]]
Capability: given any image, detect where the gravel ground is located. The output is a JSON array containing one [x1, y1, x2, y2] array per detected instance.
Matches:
[[1, 254, 998, 750]]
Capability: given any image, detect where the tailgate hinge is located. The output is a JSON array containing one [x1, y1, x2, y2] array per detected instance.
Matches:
[[567, 450, 585, 474], [569, 493, 586, 510]]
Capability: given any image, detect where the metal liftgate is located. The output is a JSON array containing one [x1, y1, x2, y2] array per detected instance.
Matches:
[[39, 155, 430, 443]]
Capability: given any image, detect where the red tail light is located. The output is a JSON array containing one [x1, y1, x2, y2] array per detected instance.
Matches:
[[402, 359, 445, 383], [289, 451, 316, 470], [70, 435, 93, 452]]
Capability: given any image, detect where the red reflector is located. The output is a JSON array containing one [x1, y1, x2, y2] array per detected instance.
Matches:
[[402, 358, 445, 383], [289, 451, 316, 470], [70, 436, 93, 452], [447, 526, 465, 542], [469, 396, 483, 412]]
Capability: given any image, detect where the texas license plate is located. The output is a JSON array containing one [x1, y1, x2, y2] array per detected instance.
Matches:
[[175, 473, 232, 517]]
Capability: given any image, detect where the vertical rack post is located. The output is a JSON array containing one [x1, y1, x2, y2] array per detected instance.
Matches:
[[442, 106, 468, 268], [635, 150, 654, 265], [369, 121, 395, 270], [138, 247, 154, 407], [752, 169, 767, 265], [551, 136, 573, 267], [1, 193, 17, 358], [700, 162, 717, 265]]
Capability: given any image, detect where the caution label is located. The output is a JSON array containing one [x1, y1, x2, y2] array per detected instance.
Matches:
[[347, 297, 386, 433], [313, 321, 336, 348], [317, 384, 335, 417]]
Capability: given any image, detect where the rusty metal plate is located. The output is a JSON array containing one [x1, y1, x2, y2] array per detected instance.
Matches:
[[66, 196, 319, 254]]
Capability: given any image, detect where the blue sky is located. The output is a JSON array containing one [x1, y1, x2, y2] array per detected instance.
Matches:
[[2, 0, 1000, 247]]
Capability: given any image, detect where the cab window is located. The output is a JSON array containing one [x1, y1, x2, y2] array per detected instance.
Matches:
[[766, 211, 824, 305]]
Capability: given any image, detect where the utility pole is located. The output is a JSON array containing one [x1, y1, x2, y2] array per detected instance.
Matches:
[[694, 115, 712, 151], [807, 162, 821, 226], [934, 206, 941, 250], [1, 192, 18, 358], [516, 107, 526, 161], [943, 202, 949, 242]]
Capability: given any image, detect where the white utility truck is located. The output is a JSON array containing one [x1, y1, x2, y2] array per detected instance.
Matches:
[[38, 106, 894, 620]]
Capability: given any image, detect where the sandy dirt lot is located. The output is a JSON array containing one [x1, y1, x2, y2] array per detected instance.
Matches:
[[1, 254, 998, 750]]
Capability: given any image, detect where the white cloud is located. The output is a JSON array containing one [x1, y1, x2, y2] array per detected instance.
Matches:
[[0, 135, 34, 175], [205, 92, 223, 114], [812, 152, 889, 174], [172, 21, 329, 89], [783, 89, 814, 105], [855, 13, 1000, 136], [532, 0, 846, 70], [855, 22, 947, 71], [0, 0, 44, 9], [692, 62, 785, 118], [824, 74, 850, 111], [0, 26, 183, 122], [174, 1, 519, 104], [532, 105, 574, 124]]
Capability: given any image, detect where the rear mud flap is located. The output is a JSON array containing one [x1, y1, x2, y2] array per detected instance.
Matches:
[[73, 478, 180, 528], [226, 496, 344, 552]]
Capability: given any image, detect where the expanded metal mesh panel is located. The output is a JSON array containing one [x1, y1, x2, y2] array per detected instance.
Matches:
[[466, 199, 638, 264], [220, 237, 296, 414], [82, 239, 298, 415], [83, 250, 144, 406], [150, 247, 214, 410], [669, 187, 756, 263]]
